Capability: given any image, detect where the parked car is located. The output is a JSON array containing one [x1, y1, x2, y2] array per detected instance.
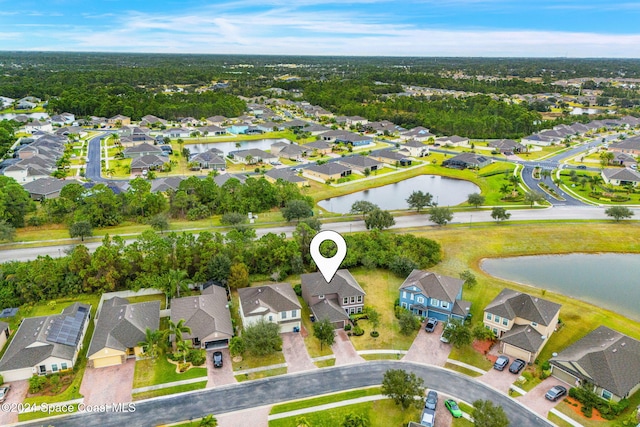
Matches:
[[420, 408, 435, 427], [509, 358, 526, 374], [424, 390, 438, 410], [213, 351, 223, 368], [425, 317, 438, 333], [493, 355, 509, 371], [444, 399, 463, 418], [0, 385, 10, 403], [545, 385, 568, 401], [577, 165, 587, 170]]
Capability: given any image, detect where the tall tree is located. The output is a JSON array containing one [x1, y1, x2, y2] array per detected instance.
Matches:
[[381, 369, 425, 410]]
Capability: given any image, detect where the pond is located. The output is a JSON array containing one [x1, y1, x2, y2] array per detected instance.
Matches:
[[185, 138, 291, 156], [317, 175, 480, 213], [481, 253, 640, 321]]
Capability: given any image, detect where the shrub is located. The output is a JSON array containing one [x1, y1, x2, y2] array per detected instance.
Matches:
[[352, 326, 364, 336]]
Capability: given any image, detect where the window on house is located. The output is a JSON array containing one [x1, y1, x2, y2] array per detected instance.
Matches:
[[430, 298, 438, 306], [291, 310, 297, 317], [281, 311, 287, 319], [486, 313, 492, 320], [502, 318, 508, 326], [601, 389, 613, 400], [494, 315, 501, 323], [343, 297, 348, 305], [51, 364, 58, 372], [417, 296, 424, 304], [357, 295, 362, 303], [441, 301, 449, 309], [61, 363, 68, 370]]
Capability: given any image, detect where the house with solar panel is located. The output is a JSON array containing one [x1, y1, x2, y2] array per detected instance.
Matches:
[[0, 303, 91, 382]]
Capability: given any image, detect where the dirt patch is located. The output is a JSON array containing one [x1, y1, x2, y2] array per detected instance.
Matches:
[[563, 397, 606, 422]]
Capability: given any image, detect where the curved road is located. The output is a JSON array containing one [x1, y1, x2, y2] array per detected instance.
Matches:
[[21, 361, 551, 427]]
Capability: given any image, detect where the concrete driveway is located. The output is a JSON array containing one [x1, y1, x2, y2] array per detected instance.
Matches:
[[0, 380, 28, 426], [207, 348, 237, 388], [478, 366, 517, 394], [331, 330, 364, 365], [281, 332, 317, 373], [403, 322, 451, 366], [517, 377, 571, 417], [80, 359, 135, 406]]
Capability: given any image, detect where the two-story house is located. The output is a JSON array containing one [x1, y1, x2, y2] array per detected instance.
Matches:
[[484, 289, 561, 363], [301, 269, 365, 329], [238, 283, 302, 333], [398, 270, 471, 321]]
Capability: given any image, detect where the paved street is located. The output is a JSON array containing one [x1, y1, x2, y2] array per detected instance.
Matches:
[[17, 361, 552, 427]]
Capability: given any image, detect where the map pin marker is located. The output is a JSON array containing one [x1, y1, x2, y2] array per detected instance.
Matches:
[[310, 230, 347, 283]]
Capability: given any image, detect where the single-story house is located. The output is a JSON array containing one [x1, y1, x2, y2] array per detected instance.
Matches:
[[170, 285, 233, 349], [228, 149, 277, 164], [123, 142, 164, 158], [0, 303, 91, 381], [22, 177, 72, 200], [442, 153, 491, 170], [601, 168, 640, 187], [550, 326, 640, 402], [301, 269, 365, 329], [265, 168, 309, 187], [399, 270, 471, 321], [87, 297, 159, 368], [238, 283, 302, 333], [369, 149, 412, 166], [399, 139, 429, 157], [130, 154, 169, 175], [304, 140, 333, 155], [484, 289, 561, 363], [303, 163, 352, 183], [338, 156, 383, 173]]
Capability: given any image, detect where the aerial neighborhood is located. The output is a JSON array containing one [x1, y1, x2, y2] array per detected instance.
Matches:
[[0, 55, 639, 427]]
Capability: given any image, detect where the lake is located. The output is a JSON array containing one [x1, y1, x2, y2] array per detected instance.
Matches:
[[481, 253, 640, 321], [317, 175, 480, 213], [185, 138, 291, 156]]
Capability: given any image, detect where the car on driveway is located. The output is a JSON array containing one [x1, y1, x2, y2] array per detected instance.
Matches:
[[493, 355, 509, 371], [213, 351, 223, 368], [444, 399, 463, 418], [425, 317, 438, 333], [509, 358, 526, 374], [545, 385, 568, 401], [424, 390, 438, 410], [0, 385, 10, 403]]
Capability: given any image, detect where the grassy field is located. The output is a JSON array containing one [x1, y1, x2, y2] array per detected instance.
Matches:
[[349, 268, 419, 351], [133, 356, 208, 388], [268, 399, 422, 427], [270, 387, 381, 414]]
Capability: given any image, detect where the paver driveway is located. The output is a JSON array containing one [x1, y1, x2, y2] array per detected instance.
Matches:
[[207, 348, 237, 388], [331, 330, 364, 365], [0, 380, 28, 426], [281, 332, 317, 373], [80, 359, 135, 406], [517, 377, 571, 417], [403, 322, 451, 366]]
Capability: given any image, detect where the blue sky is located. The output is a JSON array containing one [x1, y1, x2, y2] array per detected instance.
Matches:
[[2, 0, 640, 57]]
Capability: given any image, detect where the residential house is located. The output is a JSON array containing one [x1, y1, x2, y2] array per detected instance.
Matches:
[[301, 269, 365, 329], [400, 126, 434, 142], [265, 168, 309, 187], [304, 140, 333, 155], [228, 148, 276, 164], [0, 303, 91, 381], [130, 154, 169, 175], [87, 297, 159, 368], [398, 270, 471, 321], [303, 163, 352, 183], [170, 285, 233, 349], [484, 289, 561, 363], [550, 326, 640, 402], [442, 153, 491, 169], [608, 137, 640, 156], [369, 149, 412, 166], [0, 322, 9, 353], [238, 283, 302, 333], [123, 142, 164, 158], [488, 139, 526, 154], [190, 150, 226, 170], [602, 168, 640, 187], [399, 139, 429, 158], [107, 115, 131, 127], [435, 135, 470, 146], [338, 155, 383, 173], [23, 177, 72, 200]]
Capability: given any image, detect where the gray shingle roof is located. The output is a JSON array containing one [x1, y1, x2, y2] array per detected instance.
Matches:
[[550, 326, 640, 397], [485, 289, 560, 326], [238, 283, 301, 318], [399, 270, 463, 303], [87, 298, 159, 357], [0, 303, 90, 371], [301, 269, 365, 300], [170, 286, 233, 343]]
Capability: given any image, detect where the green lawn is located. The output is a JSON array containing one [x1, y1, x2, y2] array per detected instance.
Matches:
[[270, 387, 381, 414], [349, 268, 418, 351], [133, 356, 207, 388], [268, 399, 422, 427], [132, 380, 207, 400]]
